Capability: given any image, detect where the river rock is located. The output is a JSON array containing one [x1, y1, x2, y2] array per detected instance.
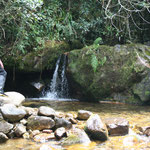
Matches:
[[54, 127, 67, 139], [0, 113, 3, 120], [0, 120, 14, 134], [77, 110, 92, 120], [0, 104, 26, 122], [21, 106, 38, 116], [0, 132, 8, 143], [27, 115, 55, 130], [85, 114, 108, 141], [14, 123, 26, 137], [62, 128, 91, 146], [0, 91, 25, 106], [54, 117, 72, 129], [38, 106, 56, 118], [104, 117, 129, 136]]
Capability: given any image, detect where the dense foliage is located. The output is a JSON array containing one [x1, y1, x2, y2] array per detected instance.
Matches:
[[0, 0, 150, 55]]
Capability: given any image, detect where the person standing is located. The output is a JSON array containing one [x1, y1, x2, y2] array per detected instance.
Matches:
[[0, 59, 7, 95]]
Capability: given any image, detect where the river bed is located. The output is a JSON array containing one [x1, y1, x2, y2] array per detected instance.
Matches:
[[1, 99, 150, 150]]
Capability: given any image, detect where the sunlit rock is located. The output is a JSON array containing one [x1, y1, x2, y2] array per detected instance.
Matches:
[[77, 110, 92, 120], [27, 115, 55, 130], [0, 91, 25, 106], [85, 114, 108, 141], [54, 127, 67, 139], [104, 117, 129, 136], [0, 104, 26, 122], [0, 132, 8, 143], [33, 133, 55, 143], [14, 123, 26, 137], [54, 117, 72, 129], [62, 128, 91, 146], [21, 106, 38, 116], [38, 106, 56, 118], [0, 120, 13, 134]]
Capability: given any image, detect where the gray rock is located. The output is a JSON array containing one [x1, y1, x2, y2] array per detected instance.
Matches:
[[62, 128, 91, 146], [55, 117, 72, 129], [21, 106, 38, 116], [85, 114, 108, 141], [0, 120, 14, 134], [14, 123, 26, 137], [38, 106, 56, 118], [0, 91, 25, 106], [27, 115, 55, 130], [104, 117, 129, 136], [0, 104, 26, 122], [77, 110, 92, 120], [0, 132, 8, 143], [54, 127, 67, 139]]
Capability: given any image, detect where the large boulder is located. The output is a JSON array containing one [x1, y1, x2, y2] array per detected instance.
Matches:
[[0, 91, 25, 106], [0, 104, 26, 122], [27, 115, 55, 130], [104, 117, 129, 136], [84, 114, 108, 141], [67, 44, 150, 104]]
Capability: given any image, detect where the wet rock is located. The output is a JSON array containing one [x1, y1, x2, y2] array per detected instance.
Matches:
[[14, 123, 26, 137], [33, 133, 55, 142], [62, 128, 91, 146], [29, 130, 40, 138], [38, 106, 56, 118], [85, 114, 108, 141], [54, 127, 67, 139], [23, 132, 30, 139], [77, 110, 92, 120], [0, 132, 8, 143], [7, 130, 15, 139], [55, 117, 72, 129], [104, 117, 129, 136], [143, 127, 150, 136], [0, 113, 3, 120], [68, 117, 77, 124], [27, 115, 55, 130], [0, 104, 26, 122], [0, 91, 25, 106], [21, 106, 38, 116], [0, 120, 14, 134], [42, 129, 53, 134]]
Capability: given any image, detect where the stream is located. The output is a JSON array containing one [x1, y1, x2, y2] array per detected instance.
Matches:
[[1, 99, 150, 150]]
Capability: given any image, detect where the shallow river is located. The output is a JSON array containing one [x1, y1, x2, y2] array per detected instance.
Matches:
[[1, 99, 150, 150]]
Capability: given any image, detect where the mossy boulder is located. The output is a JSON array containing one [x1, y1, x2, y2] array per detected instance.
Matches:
[[4, 41, 70, 72], [67, 44, 150, 104]]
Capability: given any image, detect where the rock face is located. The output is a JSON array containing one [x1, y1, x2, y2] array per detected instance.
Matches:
[[85, 114, 108, 141], [67, 44, 150, 104], [0, 91, 25, 106], [104, 117, 129, 136], [0, 104, 26, 122], [27, 116, 55, 130]]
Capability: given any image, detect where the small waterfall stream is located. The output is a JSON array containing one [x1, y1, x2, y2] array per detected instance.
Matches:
[[42, 55, 69, 99]]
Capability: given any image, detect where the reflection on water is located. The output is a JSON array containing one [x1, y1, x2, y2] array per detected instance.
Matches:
[[1, 100, 150, 150]]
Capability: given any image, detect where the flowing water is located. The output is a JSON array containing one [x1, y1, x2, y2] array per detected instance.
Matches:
[[42, 55, 69, 99], [1, 100, 150, 150]]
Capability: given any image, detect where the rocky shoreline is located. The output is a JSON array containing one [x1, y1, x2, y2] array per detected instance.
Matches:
[[0, 94, 150, 149]]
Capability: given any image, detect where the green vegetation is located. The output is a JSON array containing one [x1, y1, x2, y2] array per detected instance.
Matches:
[[0, 0, 150, 57]]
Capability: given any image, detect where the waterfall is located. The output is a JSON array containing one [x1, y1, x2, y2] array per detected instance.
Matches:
[[42, 55, 69, 99]]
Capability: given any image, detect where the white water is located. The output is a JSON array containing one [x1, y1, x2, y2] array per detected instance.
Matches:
[[42, 55, 69, 100]]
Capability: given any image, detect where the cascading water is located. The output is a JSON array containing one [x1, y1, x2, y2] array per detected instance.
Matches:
[[42, 55, 69, 99]]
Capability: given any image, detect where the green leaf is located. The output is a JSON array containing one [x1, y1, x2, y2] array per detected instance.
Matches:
[[91, 54, 99, 72]]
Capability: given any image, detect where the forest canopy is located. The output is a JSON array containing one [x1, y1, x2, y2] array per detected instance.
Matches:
[[0, 0, 150, 55]]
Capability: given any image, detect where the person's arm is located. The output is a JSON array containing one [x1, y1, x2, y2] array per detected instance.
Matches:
[[0, 59, 4, 69]]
